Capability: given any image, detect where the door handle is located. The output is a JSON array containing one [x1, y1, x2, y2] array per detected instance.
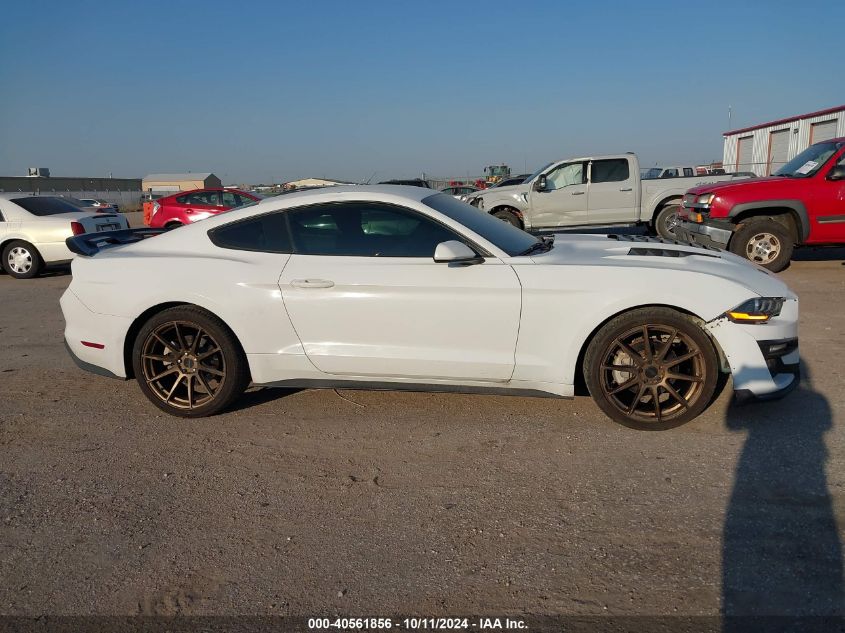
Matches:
[[571, 191, 586, 196], [291, 279, 335, 289], [619, 187, 633, 192]]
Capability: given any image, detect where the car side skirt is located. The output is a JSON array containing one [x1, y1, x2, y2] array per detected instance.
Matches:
[[256, 378, 573, 399]]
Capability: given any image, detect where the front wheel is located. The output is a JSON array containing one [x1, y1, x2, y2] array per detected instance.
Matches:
[[132, 306, 250, 417], [2, 240, 43, 279], [492, 209, 522, 228], [729, 220, 793, 272], [584, 307, 719, 430]]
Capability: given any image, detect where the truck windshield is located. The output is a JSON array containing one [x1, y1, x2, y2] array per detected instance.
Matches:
[[422, 193, 540, 256], [774, 142, 843, 178]]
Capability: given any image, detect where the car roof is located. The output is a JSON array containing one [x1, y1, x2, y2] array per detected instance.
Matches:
[[252, 184, 436, 206]]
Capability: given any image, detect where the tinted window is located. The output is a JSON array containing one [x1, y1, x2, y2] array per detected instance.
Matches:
[[422, 193, 539, 257], [208, 212, 291, 253], [288, 202, 461, 257], [592, 159, 631, 183], [11, 196, 87, 216], [683, 168, 694, 177]]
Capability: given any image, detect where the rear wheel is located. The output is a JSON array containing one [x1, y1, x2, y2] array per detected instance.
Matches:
[[2, 240, 43, 279], [584, 307, 719, 430], [492, 208, 522, 228], [654, 204, 682, 240], [729, 219, 793, 272], [132, 306, 250, 417]]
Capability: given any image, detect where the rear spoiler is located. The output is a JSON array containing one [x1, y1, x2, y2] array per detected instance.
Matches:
[[66, 228, 166, 257]]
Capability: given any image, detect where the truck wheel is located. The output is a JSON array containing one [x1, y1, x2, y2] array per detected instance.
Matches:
[[584, 307, 719, 430], [654, 204, 682, 240], [493, 209, 522, 228], [2, 240, 44, 279], [729, 219, 793, 272]]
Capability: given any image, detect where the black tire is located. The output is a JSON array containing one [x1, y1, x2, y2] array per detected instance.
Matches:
[[729, 219, 793, 272], [132, 306, 250, 418], [584, 307, 719, 430], [492, 208, 522, 228], [654, 204, 681, 240], [2, 240, 43, 279]]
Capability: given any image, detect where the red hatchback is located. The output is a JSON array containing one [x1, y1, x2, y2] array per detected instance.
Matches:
[[148, 188, 261, 228]]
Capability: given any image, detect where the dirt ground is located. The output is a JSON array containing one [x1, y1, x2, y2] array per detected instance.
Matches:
[[1, 248, 843, 620]]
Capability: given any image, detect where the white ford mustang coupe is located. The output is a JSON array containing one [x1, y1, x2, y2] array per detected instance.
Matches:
[[61, 186, 799, 429]]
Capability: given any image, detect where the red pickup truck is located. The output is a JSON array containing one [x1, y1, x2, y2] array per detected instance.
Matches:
[[675, 138, 845, 271]]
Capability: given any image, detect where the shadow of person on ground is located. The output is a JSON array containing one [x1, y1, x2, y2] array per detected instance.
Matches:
[[722, 365, 843, 631]]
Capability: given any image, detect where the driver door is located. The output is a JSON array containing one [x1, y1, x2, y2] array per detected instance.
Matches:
[[278, 201, 522, 381], [528, 161, 588, 228]]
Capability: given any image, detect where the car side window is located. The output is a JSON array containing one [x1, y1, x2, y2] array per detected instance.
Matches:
[[591, 159, 631, 183], [546, 163, 585, 190], [208, 212, 291, 253], [182, 191, 220, 206], [287, 202, 462, 257], [683, 168, 694, 177], [221, 191, 239, 207]]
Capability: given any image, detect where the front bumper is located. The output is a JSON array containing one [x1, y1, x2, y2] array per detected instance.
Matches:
[[704, 300, 800, 401], [675, 220, 732, 249]]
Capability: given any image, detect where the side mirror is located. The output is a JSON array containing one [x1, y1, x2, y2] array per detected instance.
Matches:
[[533, 175, 548, 192], [827, 165, 845, 181], [433, 240, 483, 265]]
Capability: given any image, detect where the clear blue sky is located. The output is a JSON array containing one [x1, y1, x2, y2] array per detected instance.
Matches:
[[1, 0, 842, 183]]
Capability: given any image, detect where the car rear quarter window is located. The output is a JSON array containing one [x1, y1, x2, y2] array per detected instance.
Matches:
[[11, 197, 86, 216], [591, 159, 630, 183], [208, 212, 292, 253]]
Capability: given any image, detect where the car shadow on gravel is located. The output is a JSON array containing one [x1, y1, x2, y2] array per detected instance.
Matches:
[[722, 366, 843, 631], [227, 386, 303, 412], [790, 246, 845, 264]]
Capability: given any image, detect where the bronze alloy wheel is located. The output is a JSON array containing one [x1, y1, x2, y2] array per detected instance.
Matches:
[[598, 324, 706, 424], [140, 320, 227, 410], [584, 307, 719, 429]]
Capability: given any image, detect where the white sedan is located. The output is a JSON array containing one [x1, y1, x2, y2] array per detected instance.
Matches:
[[0, 194, 129, 279], [60, 186, 799, 429]]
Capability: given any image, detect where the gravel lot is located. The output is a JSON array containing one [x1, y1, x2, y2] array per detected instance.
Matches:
[[1, 247, 843, 620]]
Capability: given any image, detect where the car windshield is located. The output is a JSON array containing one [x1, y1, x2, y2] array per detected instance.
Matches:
[[774, 142, 843, 178], [422, 193, 540, 256], [11, 196, 88, 216]]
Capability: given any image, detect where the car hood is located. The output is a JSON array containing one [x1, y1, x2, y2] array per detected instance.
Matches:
[[522, 234, 795, 299], [471, 184, 527, 198], [686, 175, 787, 196]]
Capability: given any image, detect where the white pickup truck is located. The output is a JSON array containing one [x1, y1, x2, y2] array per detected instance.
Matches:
[[466, 153, 751, 239]]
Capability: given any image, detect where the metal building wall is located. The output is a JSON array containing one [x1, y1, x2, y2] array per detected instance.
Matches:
[[722, 108, 844, 176]]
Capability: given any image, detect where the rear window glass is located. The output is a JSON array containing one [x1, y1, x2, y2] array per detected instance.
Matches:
[[208, 212, 292, 253], [11, 197, 86, 216]]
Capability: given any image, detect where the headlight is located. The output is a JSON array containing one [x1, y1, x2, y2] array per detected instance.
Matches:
[[697, 193, 715, 205], [725, 297, 785, 323]]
